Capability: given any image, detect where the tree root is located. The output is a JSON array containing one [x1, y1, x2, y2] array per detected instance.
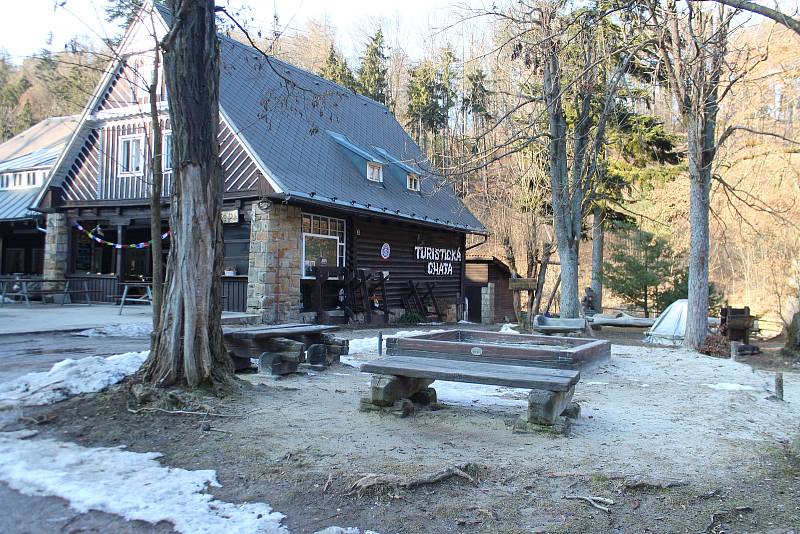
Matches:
[[562, 494, 615, 513], [347, 463, 481, 496]]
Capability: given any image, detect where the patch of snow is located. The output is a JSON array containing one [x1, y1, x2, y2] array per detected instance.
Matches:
[[0, 351, 148, 408], [347, 329, 447, 355], [499, 323, 520, 334], [338, 356, 364, 370], [585, 381, 609, 386], [314, 528, 381, 534], [457, 320, 474, 324], [435, 381, 529, 408], [75, 323, 152, 337], [0, 432, 287, 534], [702, 383, 760, 392]]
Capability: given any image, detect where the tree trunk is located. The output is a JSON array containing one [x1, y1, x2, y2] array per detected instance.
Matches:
[[590, 205, 604, 313], [541, 13, 581, 319], [531, 243, 553, 318], [143, 0, 233, 389], [684, 118, 712, 349], [148, 44, 164, 328]]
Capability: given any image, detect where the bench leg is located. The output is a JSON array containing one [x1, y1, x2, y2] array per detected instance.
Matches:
[[525, 385, 575, 425], [118, 286, 128, 315], [369, 374, 433, 407]]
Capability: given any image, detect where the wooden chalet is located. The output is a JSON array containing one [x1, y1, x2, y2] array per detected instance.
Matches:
[[0, 116, 78, 277], [31, 3, 485, 324]]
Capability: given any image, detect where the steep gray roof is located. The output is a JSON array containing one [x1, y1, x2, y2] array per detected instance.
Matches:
[[217, 37, 484, 233], [0, 188, 40, 221]]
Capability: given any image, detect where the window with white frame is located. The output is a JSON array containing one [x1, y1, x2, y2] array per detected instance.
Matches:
[[366, 162, 383, 183], [119, 135, 143, 175], [162, 132, 173, 171], [407, 173, 420, 191], [301, 213, 346, 278]]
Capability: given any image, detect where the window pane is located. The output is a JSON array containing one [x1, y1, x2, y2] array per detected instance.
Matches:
[[121, 140, 130, 172], [319, 218, 329, 235], [302, 215, 311, 233], [303, 235, 338, 276]]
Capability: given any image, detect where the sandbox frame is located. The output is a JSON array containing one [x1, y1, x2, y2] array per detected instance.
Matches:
[[386, 329, 610, 369]]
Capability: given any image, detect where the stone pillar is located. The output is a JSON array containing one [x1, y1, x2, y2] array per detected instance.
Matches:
[[246, 203, 302, 324], [43, 213, 69, 281], [481, 282, 495, 325]]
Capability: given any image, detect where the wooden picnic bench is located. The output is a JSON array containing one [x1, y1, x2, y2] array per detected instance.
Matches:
[[110, 282, 153, 315], [360, 353, 581, 429], [0, 278, 99, 307], [222, 323, 347, 375]]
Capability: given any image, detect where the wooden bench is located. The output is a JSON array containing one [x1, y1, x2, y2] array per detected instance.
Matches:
[[532, 315, 591, 335], [360, 355, 581, 428], [0, 279, 99, 307], [223, 323, 346, 374]]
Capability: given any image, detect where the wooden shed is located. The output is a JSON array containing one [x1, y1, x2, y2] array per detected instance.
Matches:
[[464, 256, 516, 324]]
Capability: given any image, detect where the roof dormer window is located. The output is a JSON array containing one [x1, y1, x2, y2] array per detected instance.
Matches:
[[407, 173, 420, 192], [367, 162, 383, 183]]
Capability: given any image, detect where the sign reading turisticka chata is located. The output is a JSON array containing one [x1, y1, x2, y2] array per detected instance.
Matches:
[[414, 246, 462, 276]]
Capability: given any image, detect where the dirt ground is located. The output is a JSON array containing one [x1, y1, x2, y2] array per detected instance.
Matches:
[[6, 327, 800, 534]]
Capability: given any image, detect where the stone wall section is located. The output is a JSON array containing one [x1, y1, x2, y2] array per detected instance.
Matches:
[[481, 282, 495, 324], [43, 213, 69, 281], [246, 203, 302, 323]]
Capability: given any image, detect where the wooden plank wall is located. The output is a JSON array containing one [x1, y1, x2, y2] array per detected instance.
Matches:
[[352, 217, 464, 310]]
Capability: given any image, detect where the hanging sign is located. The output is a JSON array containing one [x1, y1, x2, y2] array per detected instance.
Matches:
[[72, 221, 171, 249], [380, 243, 391, 260], [414, 246, 462, 276], [221, 208, 239, 224]]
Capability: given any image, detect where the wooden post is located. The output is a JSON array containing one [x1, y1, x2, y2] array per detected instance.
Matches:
[[775, 372, 784, 401], [544, 273, 561, 316], [115, 224, 124, 288]]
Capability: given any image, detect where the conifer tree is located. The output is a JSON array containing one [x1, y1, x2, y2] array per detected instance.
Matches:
[[358, 29, 389, 105], [318, 44, 359, 93]]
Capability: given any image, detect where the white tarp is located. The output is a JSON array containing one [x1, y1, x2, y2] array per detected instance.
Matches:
[[645, 299, 688, 345], [645, 299, 721, 345]]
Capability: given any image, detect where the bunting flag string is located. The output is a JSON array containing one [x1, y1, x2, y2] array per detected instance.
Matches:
[[72, 221, 171, 249]]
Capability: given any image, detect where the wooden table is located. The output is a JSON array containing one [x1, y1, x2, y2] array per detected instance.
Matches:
[[0, 278, 94, 307], [116, 282, 153, 315]]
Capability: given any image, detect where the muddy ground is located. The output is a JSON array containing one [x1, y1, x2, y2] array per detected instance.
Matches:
[[6, 326, 800, 534]]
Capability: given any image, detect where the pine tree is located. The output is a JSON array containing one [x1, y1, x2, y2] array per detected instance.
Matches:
[[318, 45, 359, 93], [602, 226, 676, 317], [358, 29, 389, 105]]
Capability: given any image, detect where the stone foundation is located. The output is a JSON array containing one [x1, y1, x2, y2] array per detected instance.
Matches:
[[246, 203, 302, 324]]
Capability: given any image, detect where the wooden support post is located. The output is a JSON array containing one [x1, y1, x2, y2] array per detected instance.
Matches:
[[115, 224, 124, 288], [775, 372, 784, 401]]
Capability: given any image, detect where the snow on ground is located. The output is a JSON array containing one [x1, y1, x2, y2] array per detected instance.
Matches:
[[0, 351, 148, 408], [0, 431, 288, 534], [499, 323, 519, 334], [340, 340, 800, 479], [346, 329, 447, 356], [76, 323, 152, 337]]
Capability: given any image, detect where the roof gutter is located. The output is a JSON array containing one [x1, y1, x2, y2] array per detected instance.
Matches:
[[275, 191, 488, 235]]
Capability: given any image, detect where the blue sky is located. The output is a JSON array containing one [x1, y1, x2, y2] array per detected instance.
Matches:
[[2, 0, 488, 64]]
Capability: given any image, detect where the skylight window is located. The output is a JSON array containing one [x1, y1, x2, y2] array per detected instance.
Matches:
[[367, 162, 383, 183], [407, 173, 420, 191]]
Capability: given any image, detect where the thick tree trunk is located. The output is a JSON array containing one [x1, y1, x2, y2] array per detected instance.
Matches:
[[558, 239, 580, 317], [143, 0, 232, 389], [148, 46, 164, 327], [590, 205, 604, 313], [684, 120, 712, 349], [541, 15, 581, 319]]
